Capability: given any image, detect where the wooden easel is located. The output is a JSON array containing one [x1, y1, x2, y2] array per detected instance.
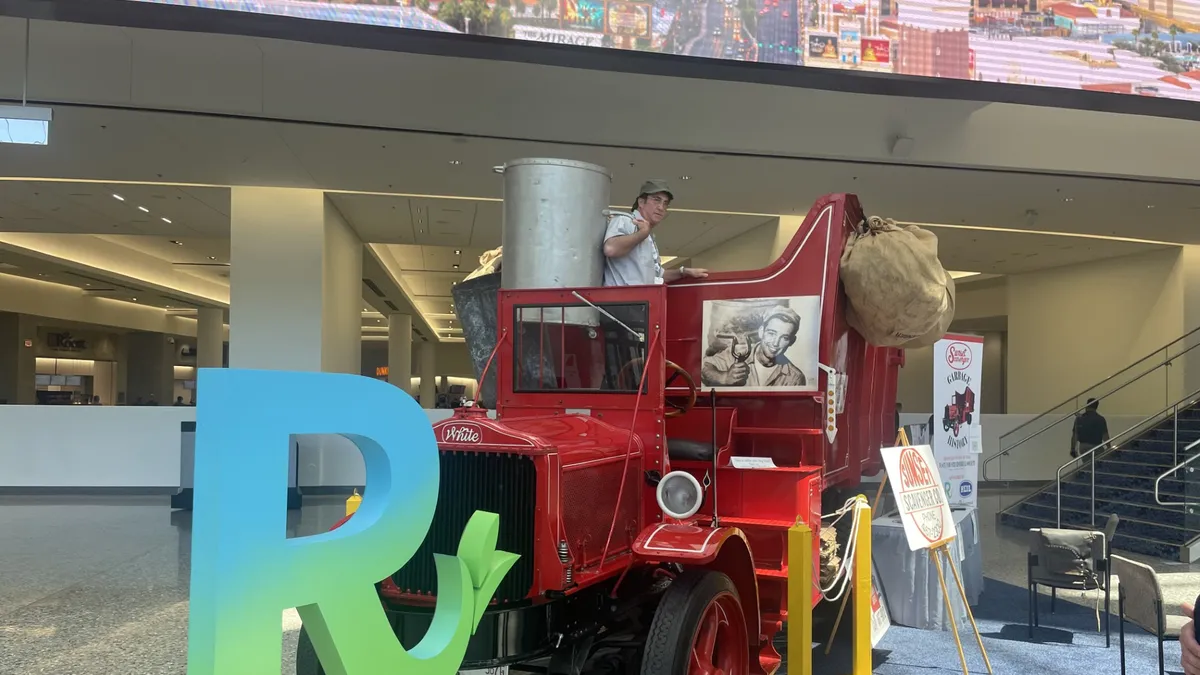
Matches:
[[870, 428, 908, 516], [929, 536, 993, 675], [847, 429, 993, 675]]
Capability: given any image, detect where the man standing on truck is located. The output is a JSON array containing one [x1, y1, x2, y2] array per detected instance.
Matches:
[[602, 180, 709, 287]]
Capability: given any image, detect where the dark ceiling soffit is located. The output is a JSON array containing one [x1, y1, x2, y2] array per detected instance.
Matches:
[[4, 0, 1200, 124]]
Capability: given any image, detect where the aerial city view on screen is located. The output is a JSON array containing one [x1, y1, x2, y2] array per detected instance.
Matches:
[[139, 0, 1200, 99]]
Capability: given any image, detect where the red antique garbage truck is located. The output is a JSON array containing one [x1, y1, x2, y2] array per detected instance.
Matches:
[[297, 159, 902, 675]]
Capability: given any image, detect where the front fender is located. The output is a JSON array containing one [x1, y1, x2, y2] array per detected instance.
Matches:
[[633, 524, 761, 648], [632, 523, 742, 564]]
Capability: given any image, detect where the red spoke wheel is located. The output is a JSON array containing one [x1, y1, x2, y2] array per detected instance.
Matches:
[[641, 569, 750, 675]]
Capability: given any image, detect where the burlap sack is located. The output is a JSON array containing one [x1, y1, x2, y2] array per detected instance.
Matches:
[[840, 217, 955, 348], [464, 246, 503, 281]]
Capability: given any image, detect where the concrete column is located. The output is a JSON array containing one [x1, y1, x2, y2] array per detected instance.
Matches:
[[0, 312, 36, 404], [197, 307, 225, 369], [388, 314, 413, 394], [125, 332, 175, 405], [419, 340, 437, 408], [228, 187, 362, 374], [92, 360, 116, 404]]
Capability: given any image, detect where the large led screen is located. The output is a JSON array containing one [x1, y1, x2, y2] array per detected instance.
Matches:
[[131, 0, 1200, 102]]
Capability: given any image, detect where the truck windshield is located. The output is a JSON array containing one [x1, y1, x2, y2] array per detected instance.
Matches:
[[512, 302, 650, 394]]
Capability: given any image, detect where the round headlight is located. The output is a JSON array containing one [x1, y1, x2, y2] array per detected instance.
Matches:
[[656, 470, 704, 520]]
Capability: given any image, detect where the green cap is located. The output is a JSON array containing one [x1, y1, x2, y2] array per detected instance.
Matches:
[[639, 179, 674, 201]]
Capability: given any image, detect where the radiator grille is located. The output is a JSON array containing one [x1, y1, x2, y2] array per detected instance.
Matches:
[[562, 461, 640, 567], [391, 451, 537, 603]]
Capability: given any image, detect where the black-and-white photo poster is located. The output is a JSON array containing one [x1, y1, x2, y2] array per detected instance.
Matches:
[[700, 296, 821, 392]]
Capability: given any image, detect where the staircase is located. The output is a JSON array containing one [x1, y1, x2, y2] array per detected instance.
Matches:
[[985, 326, 1200, 562], [1000, 405, 1200, 561]]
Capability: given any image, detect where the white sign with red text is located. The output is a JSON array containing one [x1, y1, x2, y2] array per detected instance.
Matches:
[[880, 445, 956, 551], [933, 334, 983, 509]]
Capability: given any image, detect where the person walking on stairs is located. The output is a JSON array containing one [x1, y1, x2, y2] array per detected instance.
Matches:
[[1071, 398, 1110, 459]]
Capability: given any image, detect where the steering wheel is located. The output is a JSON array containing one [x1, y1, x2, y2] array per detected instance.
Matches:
[[616, 359, 698, 418]]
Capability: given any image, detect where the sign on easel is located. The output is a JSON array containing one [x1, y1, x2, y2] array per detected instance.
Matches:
[[880, 445, 956, 551], [880, 444, 994, 675]]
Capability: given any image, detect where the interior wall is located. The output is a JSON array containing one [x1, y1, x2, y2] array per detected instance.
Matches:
[[1006, 247, 1185, 415], [322, 199, 364, 375], [0, 312, 36, 404], [125, 332, 176, 404]]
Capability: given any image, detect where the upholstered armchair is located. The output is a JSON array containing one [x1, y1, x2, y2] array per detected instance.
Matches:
[[1027, 513, 1119, 646], [1112, 555, 1186, 675]]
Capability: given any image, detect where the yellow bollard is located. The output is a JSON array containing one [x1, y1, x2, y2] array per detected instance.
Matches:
[[345, 488, 362, 516], [787, 517, 813, 675], [851, 499, 872, 675]]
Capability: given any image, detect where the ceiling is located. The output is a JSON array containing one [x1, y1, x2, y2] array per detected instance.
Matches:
[[0, 175, 1174, 343], [2, 13, 1199, 188], [0, 16, 1194, 341]]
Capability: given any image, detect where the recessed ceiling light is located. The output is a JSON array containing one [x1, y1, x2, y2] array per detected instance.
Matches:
[[164, 304, 171, 308], [449, 160, 461, 165], [138, 206, 149, 213], [170, 240, 183, 246], [454, 249, 462, 255], [1147, 204, 1156, 209], [162, 217, 172, 224], [681, 175, 691, 180], [132, 297, 138, 301], [113, 194, 124, 201], [1063, 198, 1073, 202], [453, 264, 459, 269], [208, 256, 216, 260]]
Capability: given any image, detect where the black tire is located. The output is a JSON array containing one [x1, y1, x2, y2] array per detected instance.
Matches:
[[296, 625, 324, 675], [641, 569, 749, 675]]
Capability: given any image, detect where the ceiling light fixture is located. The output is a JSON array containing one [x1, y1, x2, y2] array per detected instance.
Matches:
[[170, 240, 183, 246], [208, 256, 216, 260], [113, 194, 125, 201], [454, 249, 462, 255], [138, 206, 149, 213], [449, 160, 461, 165], [1147, 205, 1156, 209], [1063, 198, 1073, 202], [681, 176, 691, 180], [453, 264, 459, 269], [162, 217, 172, 224], [132, 297, 138, 301]]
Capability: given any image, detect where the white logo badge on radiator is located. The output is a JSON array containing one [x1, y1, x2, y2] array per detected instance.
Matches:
[[442, 424, 482, 444]]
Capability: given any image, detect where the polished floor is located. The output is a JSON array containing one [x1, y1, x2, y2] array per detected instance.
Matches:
[[0, 489, 1197, 674]]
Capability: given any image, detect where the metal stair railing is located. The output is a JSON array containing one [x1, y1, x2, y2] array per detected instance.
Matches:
[[1051, 389, 1200, 527], [1154, 437, 1200, 508], [983, 326, 1200, 482]]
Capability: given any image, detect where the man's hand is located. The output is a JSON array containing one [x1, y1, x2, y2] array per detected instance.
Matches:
[[725, 362, 749, 385], [683, 267, 709, 279], [1183, 603, 1200, 675], [632, 214, 652, 234]]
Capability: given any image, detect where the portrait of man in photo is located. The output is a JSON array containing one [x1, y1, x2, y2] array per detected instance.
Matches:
[[700, 298, 819, 391]]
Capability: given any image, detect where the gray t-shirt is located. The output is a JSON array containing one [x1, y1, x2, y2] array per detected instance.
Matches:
[[603, 210, 664, 287]]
